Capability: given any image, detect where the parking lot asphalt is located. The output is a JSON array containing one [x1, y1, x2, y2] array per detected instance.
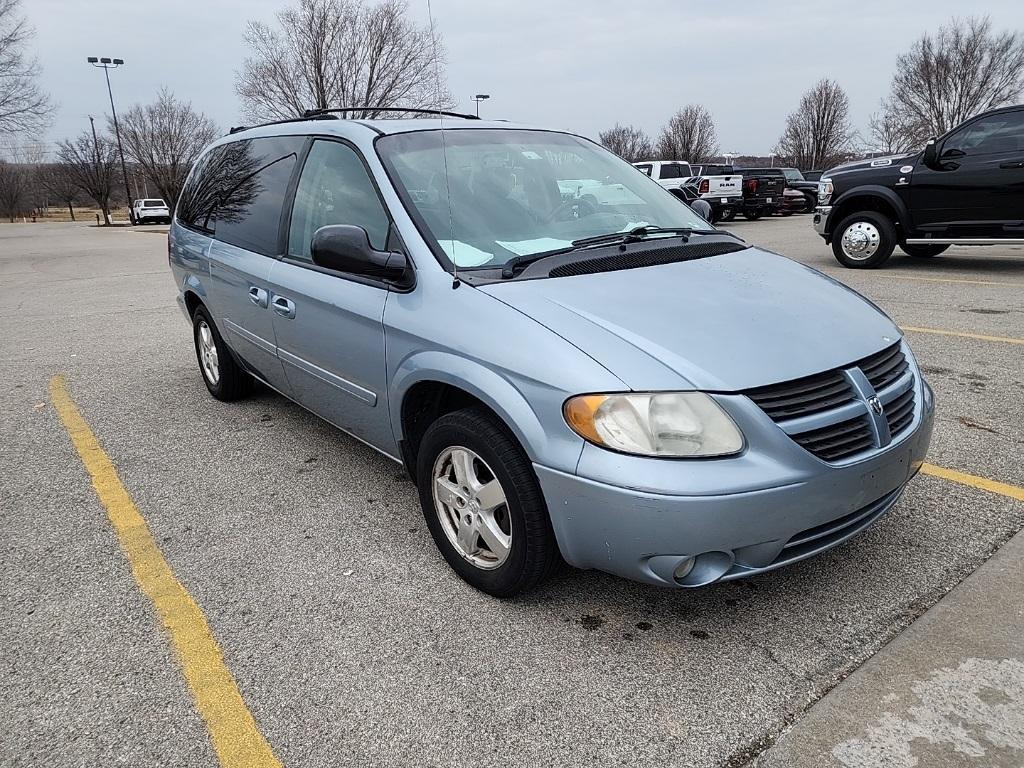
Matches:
[[1, 217, 1022, 767]]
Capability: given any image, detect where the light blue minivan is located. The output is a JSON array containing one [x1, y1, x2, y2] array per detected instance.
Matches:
[[169, 111, 934, 596]]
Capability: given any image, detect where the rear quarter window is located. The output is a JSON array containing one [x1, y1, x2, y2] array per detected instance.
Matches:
[[176, 135, 305, 255]]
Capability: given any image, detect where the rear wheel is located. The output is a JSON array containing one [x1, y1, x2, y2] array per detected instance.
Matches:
[[901, 243, 949, 258], [719, 207, 736, 222], [192, 305, 252, 401], [832, 211, 897, 269], [743, 207, 763, 221], [416, 407, 561, 597]]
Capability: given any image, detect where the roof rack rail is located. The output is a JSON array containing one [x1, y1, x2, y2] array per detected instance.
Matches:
[[227, 112, 340, 135], [303, 106, 480, 120]]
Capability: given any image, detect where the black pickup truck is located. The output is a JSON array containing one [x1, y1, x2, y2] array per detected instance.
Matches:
[[734, 168, 786, 219], [813, 104, 1024, 268]]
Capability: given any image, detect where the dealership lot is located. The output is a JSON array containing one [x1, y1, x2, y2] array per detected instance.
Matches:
[[1, 219, 1022, 767]]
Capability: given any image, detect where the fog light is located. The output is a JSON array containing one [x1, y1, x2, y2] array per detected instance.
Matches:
[[673, 557, 696, 581]]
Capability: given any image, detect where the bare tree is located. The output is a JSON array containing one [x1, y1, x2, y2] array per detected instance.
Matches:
[[868, 101, 921, 155], [656, 105, 718, 163], [0, 160, 31, 220], [57, 130, 118, 224], [0, 0, 52, 135], [775, 79, 856, 170], [598, 124, 654, 163], [886, 16, 1024, 144], [236, 0, 453, 122], [37, 163, 80, 219], [114, 88, 218, 208]]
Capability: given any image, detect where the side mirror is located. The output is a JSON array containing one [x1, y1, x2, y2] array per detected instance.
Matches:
[[922, 138, 938, 167], [689, 199, 713, 222], [311, 225, 411, 286]]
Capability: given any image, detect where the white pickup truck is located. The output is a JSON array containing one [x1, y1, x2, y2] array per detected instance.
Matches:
[[132, 198, 171, 224], [633, 160, 742, 222]]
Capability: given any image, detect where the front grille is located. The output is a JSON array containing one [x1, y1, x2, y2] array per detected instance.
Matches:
[[743, 342, 917, 463], [885, 388, 915, 437], [791, 415, 875, 462], [858, 343, 908, 390], [745, 370, 854, 420]]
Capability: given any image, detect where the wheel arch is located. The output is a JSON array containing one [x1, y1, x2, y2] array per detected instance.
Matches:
[[390, 353, 561, 485], [828, 187, 910, 241]]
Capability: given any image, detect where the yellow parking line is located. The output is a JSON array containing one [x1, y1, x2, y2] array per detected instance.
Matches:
[[49, 376, 281, 768], [921, 463, 1024, 502], [884, 275, 1024, 288], [902, 326, 1024, 345]]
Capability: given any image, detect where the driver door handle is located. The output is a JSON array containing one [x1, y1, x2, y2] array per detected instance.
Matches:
[[248, 286, 269, 308], [999, 160, 1024, 169], [271, 294, 296, 319]]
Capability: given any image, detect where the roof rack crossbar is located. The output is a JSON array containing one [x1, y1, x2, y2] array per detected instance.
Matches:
[[303, 106, 480, 120]]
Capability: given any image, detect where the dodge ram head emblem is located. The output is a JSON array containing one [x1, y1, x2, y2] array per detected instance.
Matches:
[[868, 396, 884, 415]]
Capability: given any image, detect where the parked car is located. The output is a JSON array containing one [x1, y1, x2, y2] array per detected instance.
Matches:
[[688, 164, 744, 221], [780, 168, 819, 211], [734, 167, 785, 219], [170, 113, 934, 596], [781, 187, 809, 214], [814, 104, 1024, 268], [133, 198, 171, 224]]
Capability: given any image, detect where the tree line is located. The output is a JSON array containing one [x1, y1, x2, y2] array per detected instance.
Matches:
[[0, 0, 450, 223], [602, 16, 1024, 171]]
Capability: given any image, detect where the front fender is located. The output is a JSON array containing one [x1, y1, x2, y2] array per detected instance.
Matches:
[[829, 185, 912, 233], [389, 350, 585, 472]]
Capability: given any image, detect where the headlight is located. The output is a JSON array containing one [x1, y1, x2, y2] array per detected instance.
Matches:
[[818, 178, 834, 204], [563, 392, 744, 458]]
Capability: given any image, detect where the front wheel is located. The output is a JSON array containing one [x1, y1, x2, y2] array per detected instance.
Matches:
[[416, 407, 561, 597], [832, 211, 897, 269], [901, 243, 949, 258]]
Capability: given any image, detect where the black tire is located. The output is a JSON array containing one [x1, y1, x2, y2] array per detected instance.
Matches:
[[192, 305, 252, 401], [780, 209, 794, 217], [831, 211, 897, 269], [743, 207, 763, 221], [901, 243, 949, 258], [719, 207, 736, 222], [416, 407, 561, 597]]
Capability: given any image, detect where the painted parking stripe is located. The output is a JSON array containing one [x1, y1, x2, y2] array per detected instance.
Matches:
[[922, 463, 1024, 502], [902, 326, 1024, 345], [883, 275, 1024, 288], [49, 375, 281, 768]]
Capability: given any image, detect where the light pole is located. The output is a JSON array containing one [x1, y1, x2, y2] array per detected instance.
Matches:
[[87, 56, 134, 223], [471, 93, 490, 117]]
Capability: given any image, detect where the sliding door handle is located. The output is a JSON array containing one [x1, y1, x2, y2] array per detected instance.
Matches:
[[248, 286, 268, 307], [271, 295, 296, 319]]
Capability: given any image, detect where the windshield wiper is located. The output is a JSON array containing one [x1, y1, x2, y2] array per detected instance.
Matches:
[[571, 225, 717, 249], [500, 245, 576, 278], [499, 226, 724, 279]]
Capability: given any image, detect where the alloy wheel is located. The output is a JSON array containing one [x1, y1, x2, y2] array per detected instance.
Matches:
[[431, 446, 512, 569], [840, 221, 881, 261], [196, 320, 220, 386]]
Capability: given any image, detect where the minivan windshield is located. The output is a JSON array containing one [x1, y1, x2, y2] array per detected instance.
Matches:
[[377, 129, 711, 270]]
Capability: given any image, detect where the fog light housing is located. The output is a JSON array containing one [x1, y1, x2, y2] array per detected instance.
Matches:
[[673, 557, 696, 581]]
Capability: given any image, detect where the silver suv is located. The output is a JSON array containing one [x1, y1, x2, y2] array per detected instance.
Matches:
[[169, 112, 934, 597]]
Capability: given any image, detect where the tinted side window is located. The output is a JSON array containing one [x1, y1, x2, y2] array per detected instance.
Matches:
[[635, 163, 653, 176], [288, 140, 391, 261], [175, 136, 303, 253], [659, 164, 685, 179], [945, 111, 1024, 156]]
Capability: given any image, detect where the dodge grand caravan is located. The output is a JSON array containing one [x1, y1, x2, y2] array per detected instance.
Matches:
[[168, 111, 934, 597]]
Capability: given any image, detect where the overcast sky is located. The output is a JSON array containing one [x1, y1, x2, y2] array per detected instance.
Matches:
[[28, 0, 1024, 158]]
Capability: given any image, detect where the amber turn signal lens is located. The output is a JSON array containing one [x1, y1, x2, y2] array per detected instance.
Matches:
[[563, 395, 609, 445]]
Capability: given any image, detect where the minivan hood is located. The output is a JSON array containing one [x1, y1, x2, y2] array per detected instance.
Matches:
[[480, 247, 901, 391]]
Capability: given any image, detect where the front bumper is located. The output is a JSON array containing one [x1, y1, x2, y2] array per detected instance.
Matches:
[[536, 380, 934, 588], [813, 205, 832, 237]]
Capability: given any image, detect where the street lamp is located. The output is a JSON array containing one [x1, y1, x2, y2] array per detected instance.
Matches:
[[87, 56, 134, 223], [471, 94, 490, 117]]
